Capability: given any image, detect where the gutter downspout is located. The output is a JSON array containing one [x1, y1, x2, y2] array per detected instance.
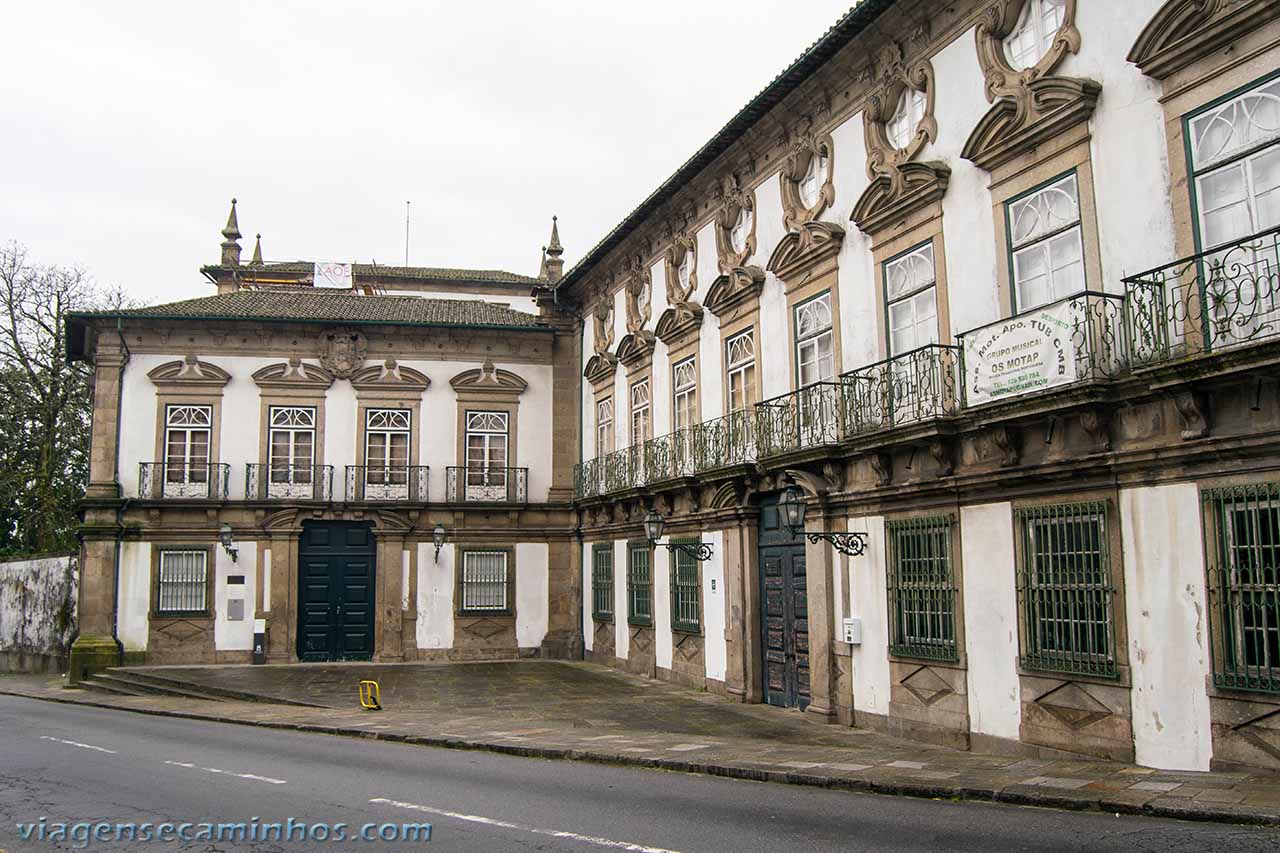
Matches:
[[576, 314, 585, 660], [111, 319, 131, 646]]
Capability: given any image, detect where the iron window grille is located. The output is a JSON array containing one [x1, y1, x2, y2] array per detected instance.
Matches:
[[459, 551, 509, 614], [592, 544, 614, 622], [886, 515, 958, 661], [1015, 500, 1117, 677], [627, 544, 652, 627], [156, 549, 209, 615], [1204, 482, 1280, 694], [671, 542, 701, 633]]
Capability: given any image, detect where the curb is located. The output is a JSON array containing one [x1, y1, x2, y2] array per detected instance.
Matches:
[[4, 686, 1277, 828]]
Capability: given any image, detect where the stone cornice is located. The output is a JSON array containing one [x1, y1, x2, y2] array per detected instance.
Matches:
[[616, 331, 657, 370], [1127, 0, 1280, 79], [584, 352, 619, 384], [852, 161, 950, 237], [704, 267, 766, 319], [766, 221, 846, 283], [961, 76, 1101, 173], [654, 301, 705, 347]]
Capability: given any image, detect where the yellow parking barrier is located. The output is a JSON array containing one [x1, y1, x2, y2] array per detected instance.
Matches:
[[358, 679, 382, 711]]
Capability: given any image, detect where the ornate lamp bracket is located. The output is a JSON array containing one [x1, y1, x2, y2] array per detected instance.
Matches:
[[660, 541, 714, 562], [804, 531, 868, 558]]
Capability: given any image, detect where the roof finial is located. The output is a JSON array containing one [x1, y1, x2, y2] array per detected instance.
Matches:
[[547, 215, 563, 256], [250, 233, 263, 266], [220, 198, 242, 266], [542, 216, 564, 284]]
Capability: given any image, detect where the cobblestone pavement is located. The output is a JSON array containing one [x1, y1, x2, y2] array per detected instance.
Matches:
[[4, 661, 1279, 827]]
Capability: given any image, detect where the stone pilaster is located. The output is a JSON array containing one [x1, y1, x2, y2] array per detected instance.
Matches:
[[547, 326, 580, 502], [804, 507, 839, 722], [541, 539, 582, 658], [84, 341, 127, 500]]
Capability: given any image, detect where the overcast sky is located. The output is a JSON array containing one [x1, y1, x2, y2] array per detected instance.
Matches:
[[1, 1, 854, 304]]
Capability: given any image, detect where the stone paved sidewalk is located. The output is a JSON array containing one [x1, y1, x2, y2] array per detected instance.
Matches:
[[3, 661, 1279, 827]]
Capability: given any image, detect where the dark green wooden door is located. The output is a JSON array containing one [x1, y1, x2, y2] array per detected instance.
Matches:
[[297, 522, 376, 662], [759, 495, 809, 709]]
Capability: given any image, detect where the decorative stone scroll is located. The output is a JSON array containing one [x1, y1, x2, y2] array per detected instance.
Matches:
[[1128, 0, 1280, 80], [779, 116, 836, 233]]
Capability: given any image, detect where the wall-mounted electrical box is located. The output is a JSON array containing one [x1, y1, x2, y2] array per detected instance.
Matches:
[[842, 618, 862, 645]]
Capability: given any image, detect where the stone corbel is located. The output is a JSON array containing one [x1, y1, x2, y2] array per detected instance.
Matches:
[[868, 451, 893, 487], [928, 437, 955, 477], [1079, 407, 1112, 452], [1174, 389, 1210, 439], [985, 424, 1020, 467]]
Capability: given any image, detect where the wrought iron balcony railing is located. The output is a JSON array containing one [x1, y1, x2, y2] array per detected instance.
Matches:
[[754, 382, 844, 457], [957, 290, 1127, 407], [642, 428, 696, 484], [575, 457, 605, 499], [603, 445, 643, 493], [344, 465, 429, 502], [139, 463, 231, 500], [1125, 226, 1280, 367], [841, 344, 960, 436], [245, 464, 333, 501], [690, 409, 756, 472], [445, 466, 529, 503]]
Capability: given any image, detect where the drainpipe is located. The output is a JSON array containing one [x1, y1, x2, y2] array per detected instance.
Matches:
[[575, 315, 585, 660], [110, 320, 131, 646]]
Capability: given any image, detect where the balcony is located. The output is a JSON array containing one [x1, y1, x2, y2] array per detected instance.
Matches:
[[1125, 226, 1280, 368], [139, 463, 231, 500], [245, 464, 334, 501], [957, 290, 1127, 407], [755, 382, 844, 457], [689, 409, 756, 472], [841, 344, 960, 437], [344, 465, 429, 502], [445, 467, 529, 503]]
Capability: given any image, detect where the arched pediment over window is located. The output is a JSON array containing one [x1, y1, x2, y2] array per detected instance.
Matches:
[[147, 356, 231, 391], [1128, 0, 1280, 79], [449, 362, 529, 397], [583, 352, 619, 384], [349, 360, 430, 393], [251, 359, 335, 390]]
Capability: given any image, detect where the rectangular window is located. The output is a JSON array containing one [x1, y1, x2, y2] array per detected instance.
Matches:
[[268, 406, 315, 488], [886, 516, 957, 661], [460, 551, 509, 613], [672, 358, 697, 431], [671, 543, 701, 633], [726, 330, 757, 412], [1204, 482, 1280, 693], [164, 404, 212, 485], [464, 411, 509, 500], [884, 242, 939, 357], [156, 549, 208, 614], [596, 397, 614, 455], [795, 292, 834, 386], [627, 544, 652, 626], [365, 409, 410, 487], [592, 544, 614, 621], [1007, 172, 1086, 311], [630, 379, 651, 445], [1016, 501, 1116, 677]]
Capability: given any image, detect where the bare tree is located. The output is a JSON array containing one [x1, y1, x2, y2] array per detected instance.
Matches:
[[0, 242, 131, 556]]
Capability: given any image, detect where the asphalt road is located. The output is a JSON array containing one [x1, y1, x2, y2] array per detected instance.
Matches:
[[1, 695, 1276, 853]]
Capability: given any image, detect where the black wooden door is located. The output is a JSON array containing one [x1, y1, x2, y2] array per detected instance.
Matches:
[[759, 495, 809, 709], [297, 522, 376, 662]]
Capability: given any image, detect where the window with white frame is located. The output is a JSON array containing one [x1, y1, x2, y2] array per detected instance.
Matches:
[[1008, 172, 1086, 311], [887, 87, 927, 150], [465, 411, 509, 498], [460, 550, 509, 613], [630, 379, 651, 445], [730, 207, 753, 255], [156, 549, 208, 614], [795, 293, 835, 386], [726, 330, 757, 412], [798, 150, 830, 209], [596, 397, 614, 454], [1003, 0, 1066, 71], [365, 408, 410, 485], [885, 243, 940, 356], [636, 276, 651, 317], [164, 404, 212, 485], [672, 358, 697, 431], [268, 406, 315, 485], [677, 252, 693, 295]]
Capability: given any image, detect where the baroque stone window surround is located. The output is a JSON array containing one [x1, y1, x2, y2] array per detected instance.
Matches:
[[713, 173, 759, 272], [791, 288, 841, 390], [671, 354, 700, 432], [594, 393, 615, 457], [449, 365, 527, 473], [628, 371, 653, 448], [1127, 0, 1280, 82], [455, 545, 516, 618], [150, 543, 217, 619], [876, 224, 953, 361], [779, 117, 837, 233], [252, 362, 332, 474], [723, 321, 760, 413], [351, 361, 429, 475], [656, 228, 707, 345], [149, 359, 228, 481]]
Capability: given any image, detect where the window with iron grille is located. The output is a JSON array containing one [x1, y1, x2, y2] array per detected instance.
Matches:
[[1204, 482, 1280, 694], [627, 544, 652, 626], [671, 543, 701, 633], [592, 544, 613, 621], [459, 551, 509, 614], [1015, 501, 1117, 677], [886, 515, 958, 661], [157, 549, 209, 614]]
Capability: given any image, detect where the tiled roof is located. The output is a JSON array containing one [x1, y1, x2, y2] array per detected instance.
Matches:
[[200, 261, 542, 286], [71, 289, 548, 329], [558, 0, 893, 292]]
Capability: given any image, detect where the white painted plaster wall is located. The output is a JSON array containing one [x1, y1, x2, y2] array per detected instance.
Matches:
[[581, 317, 596, 462], [758, 174, 791, 400], [654, 542, 673, 669], [613, 538, 629, 660], [261, 547, 272, 612], [581, 541, 594, 652], [961, 502, 1021, 741], [214, 540, 256, 651], [699, 308, 725, 422], [829, 111, 880, 371], [416, 542, 455, 651], [653, 338, 672, 437], [117, 541, 151, 652], [849, 514, 890, 716], [515, 543, 550, 648], [1121, 484, 1214, 771], [702, 530, 727, 682]]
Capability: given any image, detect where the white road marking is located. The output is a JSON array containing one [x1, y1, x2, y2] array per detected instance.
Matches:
[[39, 736, 116, 754], [370, 798, 683, 853], [164, 759, 286, 785]]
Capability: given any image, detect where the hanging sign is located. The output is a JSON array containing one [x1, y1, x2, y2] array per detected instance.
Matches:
[[313, 261, 353, 289], [962, 299, 1078, 405]]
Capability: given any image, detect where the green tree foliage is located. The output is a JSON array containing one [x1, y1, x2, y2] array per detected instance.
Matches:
[[0, 243, 131, 556]]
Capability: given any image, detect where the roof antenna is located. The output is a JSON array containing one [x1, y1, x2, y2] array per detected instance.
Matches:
[[404, 200, 410, 266]]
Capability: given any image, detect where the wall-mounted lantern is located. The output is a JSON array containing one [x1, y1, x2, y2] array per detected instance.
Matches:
[[219, 522, 239, 563], [433, 523, 447, 563], [643, 509, 713, 562], [778, 485, 868, 557]]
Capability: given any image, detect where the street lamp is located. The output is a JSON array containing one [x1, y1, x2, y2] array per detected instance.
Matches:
[[218, 522, 239, 563], [432, 523, 446, 563], [643, 509, 713, 562], [779, 485, 868, 557]]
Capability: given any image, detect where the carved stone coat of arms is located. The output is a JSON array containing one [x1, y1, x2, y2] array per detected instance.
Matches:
[[319, 328, 368, 379]]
